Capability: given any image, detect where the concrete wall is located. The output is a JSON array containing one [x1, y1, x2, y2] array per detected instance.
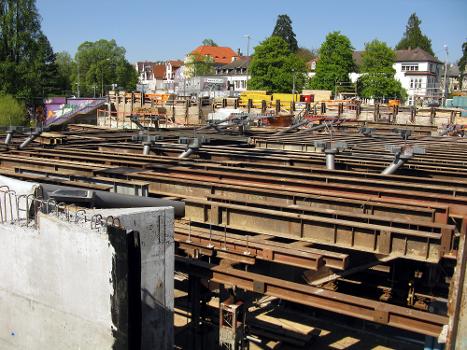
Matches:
[[0, 206, 174, 350]]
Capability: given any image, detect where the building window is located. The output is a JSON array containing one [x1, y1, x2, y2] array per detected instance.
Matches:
[[410, 79, 414, 88], [241, 80, 246, 89], [402, 64, 419, 71]]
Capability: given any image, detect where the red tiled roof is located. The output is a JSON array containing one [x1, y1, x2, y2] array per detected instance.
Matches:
[[168, 60, 184, 69], [152, 64, 166, 80], [191, 45, 238, 64]]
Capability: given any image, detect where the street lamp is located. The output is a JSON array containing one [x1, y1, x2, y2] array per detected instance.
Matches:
[[292, 69, 296, 102], [443, 44, 449, 106]]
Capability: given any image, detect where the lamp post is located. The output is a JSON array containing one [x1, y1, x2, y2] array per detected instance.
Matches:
[[442, 45, 449, 107], [243, 35, 251, 90], [292, 69, 296, 102]]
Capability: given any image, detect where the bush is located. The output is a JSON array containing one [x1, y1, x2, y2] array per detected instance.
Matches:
[[0, 94, 26, 126]]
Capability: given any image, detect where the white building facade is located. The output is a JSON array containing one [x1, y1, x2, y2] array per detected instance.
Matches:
[[351, 48, 443, 106], [215, 57, 251, 94]]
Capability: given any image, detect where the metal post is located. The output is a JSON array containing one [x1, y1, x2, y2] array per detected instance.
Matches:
[[443, 45, 449, 107], [325, 150, 336, 170], [292, 69, 296, 102]]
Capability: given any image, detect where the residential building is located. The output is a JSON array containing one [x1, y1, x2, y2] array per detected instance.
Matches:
[[441, 64, 467, 95], [351, 48, 443, 106], [190, 45, 238, 64], [135, 60, 184, 93], [215, 56, 251, 93], [165, 60, 184, 93]]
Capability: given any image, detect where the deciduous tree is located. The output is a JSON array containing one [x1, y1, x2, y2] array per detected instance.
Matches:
[[396, 13, 434, 56], [358, 39, 406, 100], [308, 32, 355, 91], [202, 38, 217, 47], [248, 36, 306, 93], [458, 42, 467, 90], [72, 39, 138, 96], [0, 0, 60, 101], [0, 94, 26, 126], [55, 52, 73, 95], [184, 52, 214, 78]]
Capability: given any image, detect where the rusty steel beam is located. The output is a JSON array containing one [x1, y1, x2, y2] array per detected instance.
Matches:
[[176, 256, 448, 337], [183, 198, 453, 262], [174, 223, 348, 270]]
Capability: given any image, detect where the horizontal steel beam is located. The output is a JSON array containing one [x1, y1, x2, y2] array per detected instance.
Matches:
[[176, 256, 448, 337]]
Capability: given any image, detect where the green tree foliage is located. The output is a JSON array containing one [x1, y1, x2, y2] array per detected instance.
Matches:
[[458, 42, 467, 90], [202, 38, 217, 46], [0, 94, 26, 126], [55, 52, 73, 94], [184, 53, 214, 78], [358, 40, 406, 99], [0, 0, 60, 101], [72, 39, 138, 96], [248, 36, 307, 93], [272, 14, 298, 52], [396, 13, 434, 56], [308, 32, 355, 91]]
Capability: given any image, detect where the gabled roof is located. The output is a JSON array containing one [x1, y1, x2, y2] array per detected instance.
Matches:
[[353, 47, 441, 67], [191, 45, 238, 64], [394, 48, 440, 63], [168, 60, 183, 69], [219, 56, 251, 69]]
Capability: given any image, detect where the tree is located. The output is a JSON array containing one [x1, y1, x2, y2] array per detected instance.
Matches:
[[202, 38, 217, 47], [248, 36, 307, 93], [358, 39, 406, 100], [184, 53, 214, 78], [458, 42, 467, 90], [72, 39, 138, 96], [0, 94, 26, 126], [296, 47, 318, 62], [55, 52, 73, 94], [0, 0, 60, 101], [396, 13, 434, 56], [272, 14, 298, 52], [308, 31, 355, 91]]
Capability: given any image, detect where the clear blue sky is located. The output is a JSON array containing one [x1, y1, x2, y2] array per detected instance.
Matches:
[[37, 0, 466, 63]]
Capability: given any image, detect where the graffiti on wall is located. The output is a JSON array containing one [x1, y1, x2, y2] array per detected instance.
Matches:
[[43, 97, 106, 125]]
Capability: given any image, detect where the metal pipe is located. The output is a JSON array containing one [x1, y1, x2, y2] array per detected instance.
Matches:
[[143, 142, 151, 155], [325, 150, 336, 170], [4, 131, 13, 145], [293, 122, 329, 135], [274, 119, 309, 136], [40, 183, 185, 218], [18, 130, 42, 150], [178, 147, 195, 159], [381, 157, 407, 175]]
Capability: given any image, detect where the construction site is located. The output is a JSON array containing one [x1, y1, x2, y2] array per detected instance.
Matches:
[[1, 92, 467, 350]]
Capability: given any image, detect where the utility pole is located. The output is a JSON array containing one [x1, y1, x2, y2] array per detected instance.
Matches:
[[244, 35, 251, 91], [292, 69, 296, 102], [244, 34, 251, 57], [443, 44, 449, 106]]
